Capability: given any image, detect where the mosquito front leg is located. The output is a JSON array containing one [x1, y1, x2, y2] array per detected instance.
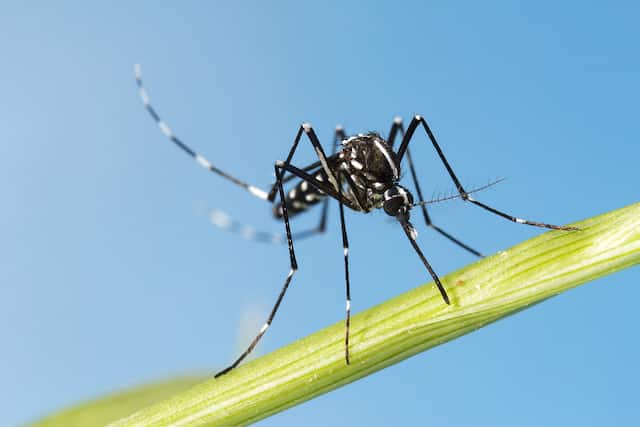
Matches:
[[388, 117, 484, 256], [397, 115, 578, 231]]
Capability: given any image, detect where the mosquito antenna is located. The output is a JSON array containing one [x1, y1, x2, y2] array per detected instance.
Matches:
[[413, 177, 506, 208]]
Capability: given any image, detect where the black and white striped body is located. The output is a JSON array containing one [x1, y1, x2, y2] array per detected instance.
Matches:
[[274, 169, 329, 218], [275, 132, 404, 218]]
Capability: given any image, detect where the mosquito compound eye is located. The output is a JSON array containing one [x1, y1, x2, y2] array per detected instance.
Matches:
[[383, 186, 413, 216], [383, 196, 403, 216]]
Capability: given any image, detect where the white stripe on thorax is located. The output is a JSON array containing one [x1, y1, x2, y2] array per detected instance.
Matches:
[[373, 139, 398, 179]]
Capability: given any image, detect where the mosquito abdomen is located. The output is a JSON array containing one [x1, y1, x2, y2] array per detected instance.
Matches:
[[273, 170, 328, 218]]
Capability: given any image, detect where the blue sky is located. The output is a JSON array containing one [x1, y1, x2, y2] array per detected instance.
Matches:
[[1, 2, 638, 426]]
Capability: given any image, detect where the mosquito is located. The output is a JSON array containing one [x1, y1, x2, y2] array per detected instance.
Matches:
[[134, 65, 577, 377]]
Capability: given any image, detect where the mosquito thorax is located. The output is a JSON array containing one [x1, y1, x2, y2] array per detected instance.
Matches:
[[383, 185, 414, 217], [338, 133, 400, 194]]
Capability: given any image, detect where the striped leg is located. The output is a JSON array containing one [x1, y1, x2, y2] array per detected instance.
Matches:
[[396, 115, 578, 231], [214, 162, 300, 378], [337, 171, 352, 364], [398, 217, 450, 304], [279, 126, 346, 186], [388, 117, 484, 257], [282, 125, 347, 234], [207, 126, 348, 244], [266, 122, 342, 202], [318, 126, 346, 232], [134, 65, 270, 201], [214, 128, 352, 377]]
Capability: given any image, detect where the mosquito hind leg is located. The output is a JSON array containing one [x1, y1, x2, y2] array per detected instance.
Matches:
[[134, 65, 271, 202]]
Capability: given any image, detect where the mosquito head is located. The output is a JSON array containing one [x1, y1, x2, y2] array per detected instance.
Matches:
[[383, 185, 414, 218]]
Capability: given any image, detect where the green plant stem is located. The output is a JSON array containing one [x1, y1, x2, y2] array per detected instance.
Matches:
[[112, 203, 640, 427], [30, 377, 205, 427]]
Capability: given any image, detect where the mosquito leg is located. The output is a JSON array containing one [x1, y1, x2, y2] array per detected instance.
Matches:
[[208, 126, 347, 246], [134, 65, 270, 201], [266, 123, 342, 202], [398, 217, 450, 304], [396, 115, 578, 231], [272, 160, 360, 364], [214, 163, 300, 378], [207, 207, 328, 244], [387, 116, 404, 149], [315, 126, 348, 233], [214, 132, 357, 376], [271, 124, 353, 233], [279, 125, 346, 186], [337, 171, 352, 364], [388, 117, 484, 256]]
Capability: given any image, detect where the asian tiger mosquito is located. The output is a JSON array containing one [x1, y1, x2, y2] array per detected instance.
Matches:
[[134, 65, 577, 378]]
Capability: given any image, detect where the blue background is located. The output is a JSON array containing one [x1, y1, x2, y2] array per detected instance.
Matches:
[[2, 2, 638, 426]]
